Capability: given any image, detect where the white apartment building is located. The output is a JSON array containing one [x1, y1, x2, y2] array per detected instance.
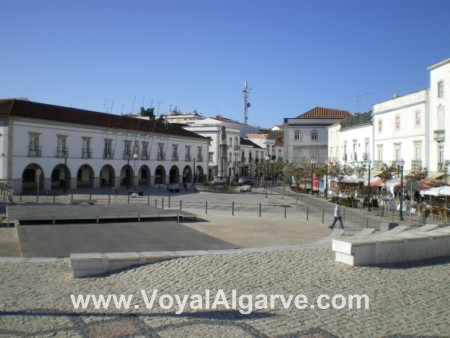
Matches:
[[184, 116, 260, 179], [161, 111, 205, 125], [372, 90, 429, 172], [284, 107, 353, 164], [327, 111, 373, 168], [0, 99, 209, 193], [428, 58, 450, 174]]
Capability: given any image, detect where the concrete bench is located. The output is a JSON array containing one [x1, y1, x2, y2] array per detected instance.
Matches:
[[332, 226, 450, 266], [69, 199, 97, 205]]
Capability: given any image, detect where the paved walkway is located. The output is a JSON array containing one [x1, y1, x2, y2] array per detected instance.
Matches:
[[0, 189, 448, 337]]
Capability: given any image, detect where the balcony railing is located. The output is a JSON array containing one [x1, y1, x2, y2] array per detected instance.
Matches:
[[185, 154, 191, 161], [103, 149, 115, 159], [411, 159, 422, 171], [373, 160, 384, 170], [434, 129, 445, 142], [55, 147, 69, 158], [140, 152, 150, 160], [234, 145, 239, 151], [28, 146, 42, 157], [81, 148, 92, 159], [172, 154, 179, 161], [197, 155, 203, 162], [157, 153, 166, 161]]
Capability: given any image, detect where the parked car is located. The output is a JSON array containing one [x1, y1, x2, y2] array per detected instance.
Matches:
[[238, 176, 254, 185]]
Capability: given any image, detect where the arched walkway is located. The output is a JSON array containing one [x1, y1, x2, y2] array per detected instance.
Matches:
[[120, 164, 134, 188], [154, 165, 166, 185], [51, 164, 71, 190], [99, 165, 115, 187], [182, 165, 192, 184], [77, 164, 95, 188], [139, 165, 151, 186], [22, 164, 44, 192], [169, 166, 179, 184]]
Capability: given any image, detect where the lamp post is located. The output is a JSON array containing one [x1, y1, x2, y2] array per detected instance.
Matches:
[[396, 159, 405, 221], [192, 157, 196, 187], [63, 149, 68, 193], [324, 161, 328, 200], [310, 159, 316, 195], [133, 153, 138, 190], [364, 160, 372, 211]]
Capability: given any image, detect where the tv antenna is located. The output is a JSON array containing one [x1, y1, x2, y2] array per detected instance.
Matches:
[[243, 81, 251, 124]]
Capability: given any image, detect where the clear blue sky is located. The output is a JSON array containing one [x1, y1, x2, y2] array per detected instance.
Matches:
[[2, 0, 450, 128]]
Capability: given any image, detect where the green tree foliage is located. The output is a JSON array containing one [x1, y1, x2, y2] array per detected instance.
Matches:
[[140, 107, 155, 119]]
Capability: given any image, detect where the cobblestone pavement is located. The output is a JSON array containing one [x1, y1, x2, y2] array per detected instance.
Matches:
[[0, 248, 449, 337], [0, 190, 448, 337]]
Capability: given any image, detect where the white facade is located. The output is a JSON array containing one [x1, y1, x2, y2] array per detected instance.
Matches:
[[338, 112, 373, 165], [327, 122, 341, 164], [184, 125, 241, 179], [428, 58, 450, 173], [0, 99, 209, 193], [372, 89, 428, 172], [284, 107, 352, 164], [190, 116, 260, 138]]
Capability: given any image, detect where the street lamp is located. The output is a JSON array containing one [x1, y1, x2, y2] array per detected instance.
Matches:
[[324, 161, 328, 200], [364, 160, 372, 211], [63, 149, 68, 193], [396, 159, 405, 221], [310, 159, 316, 195], [192, 157, 196, 187], [133, 152, 138, 190]]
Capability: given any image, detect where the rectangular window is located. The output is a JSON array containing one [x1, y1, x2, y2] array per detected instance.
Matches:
[[185, 146, 191, 161], [311, 131, 318, 141], [438, 80, 444, 98], [141, 142, 149, 160], [56, 135, 68, 158], [394, 143, 401, 162], [82, 137, 92, 158], [157, 144, 165, 160], [104, 139, 114, 159], [415, 111, 421, 127], [197, 146, 203, 162], [172, 145, 178, 161], [294, 131, 300, 141], [378, 119, 383, 133], [377, 145, 383, 162], [395, 115, 400, 130], [123, 141, 132, 159], [208, 152, 214, 162], [29, 133, 41, 157]]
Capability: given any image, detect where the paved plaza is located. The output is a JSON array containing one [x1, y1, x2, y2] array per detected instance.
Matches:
[[0, 188, 448, 337]]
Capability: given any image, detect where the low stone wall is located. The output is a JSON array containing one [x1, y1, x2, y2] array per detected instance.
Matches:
[[332, 225, 450, 266], [195, 184, 252, 193]]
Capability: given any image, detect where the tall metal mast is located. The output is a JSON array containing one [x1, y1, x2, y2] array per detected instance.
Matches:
[[243, 81, 251, 124]]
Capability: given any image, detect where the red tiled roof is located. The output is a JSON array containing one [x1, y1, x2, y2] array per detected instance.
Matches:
[[0, 99, 207, 140], [296, 107, 352, 119]]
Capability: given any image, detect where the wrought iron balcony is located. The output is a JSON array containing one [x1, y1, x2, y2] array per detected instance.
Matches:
[[81, 148, 92, 159], [56, 147, 69, 158], [28, 146, 42, 157], [434, 129, 445, 142]]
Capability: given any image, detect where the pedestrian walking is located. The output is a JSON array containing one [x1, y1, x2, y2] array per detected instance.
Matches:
[[7, 186, 15, 206], [329, 201, 344, 229]]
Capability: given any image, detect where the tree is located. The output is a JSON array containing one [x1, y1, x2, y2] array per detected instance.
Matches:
[[140, 107, 155, 119]]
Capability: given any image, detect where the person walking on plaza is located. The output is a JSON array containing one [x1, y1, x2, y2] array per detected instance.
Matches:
[[7, 186, 15, 206], [329, 201, 344, 229]]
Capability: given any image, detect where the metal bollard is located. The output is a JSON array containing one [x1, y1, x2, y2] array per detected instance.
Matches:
[[108, 194, 111, 205], [284, 205, 287, 219], [180, 200, 182, 211], [232, 202, 234, 216], [259, 203, 261, 217], [306, 207, 309, 221], [205, 201, 208, 214], [168, 196, 171, 208], [322, 209, 325, 224], [162, 198, 164, 210], [147, 195, 150, 205]]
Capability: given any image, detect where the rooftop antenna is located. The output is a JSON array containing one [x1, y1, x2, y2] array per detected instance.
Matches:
[[243, 80, 251, 124]]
